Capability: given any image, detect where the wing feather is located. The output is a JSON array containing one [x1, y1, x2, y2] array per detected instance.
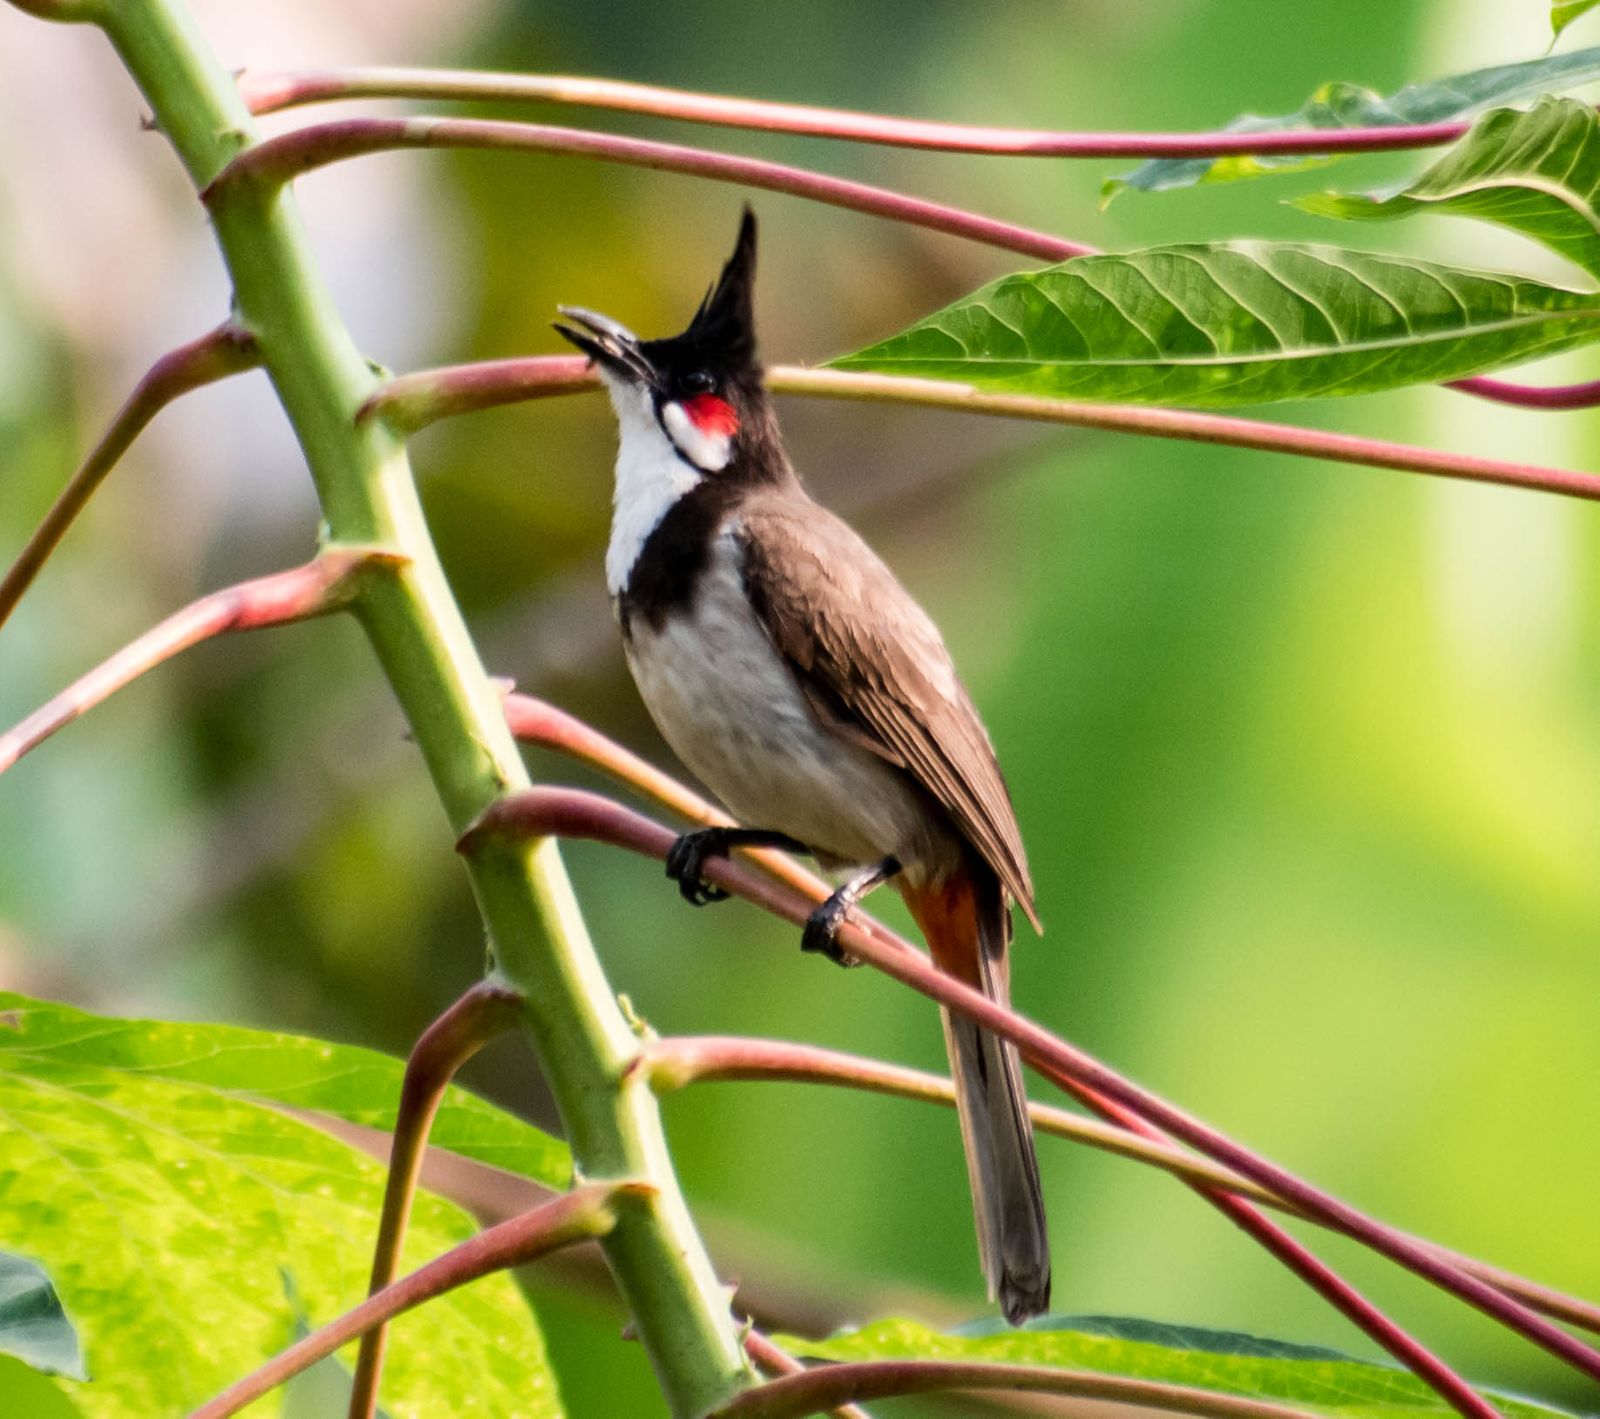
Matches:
[[736, 493, 1038, 927]]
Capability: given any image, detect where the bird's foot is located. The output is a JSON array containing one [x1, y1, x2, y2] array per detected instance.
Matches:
[[801, 895, 861, 968], [665, 828, 733, 906]]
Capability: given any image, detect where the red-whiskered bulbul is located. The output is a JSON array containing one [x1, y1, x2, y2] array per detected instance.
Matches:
[[555, 208, 1050, 1324]]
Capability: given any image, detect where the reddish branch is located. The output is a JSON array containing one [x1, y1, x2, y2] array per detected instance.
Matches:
[[461, 786, 1600, 1388], [360, 354, 595, 431], [643, 1034, 1278, 1203], [363, 357, 1600, 503], [203, 118, 1091, 264], [1448, 375, 1600, 410], [187, 1184, 630, 1419], [347, 981, 525, 1419], [708, 1358, 1327, 1419], [234, 69, 1599, 427], [505, 692, 914, 955], [0, 550, 395, 776], [237, 66, 1492, 163], [0, 322, 259, 634], [514, 694, 1600, 1340], [742, 1333, 871, 1419]]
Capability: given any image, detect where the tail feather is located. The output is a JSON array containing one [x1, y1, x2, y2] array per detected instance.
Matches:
[[907, 867, 1050, 1324]]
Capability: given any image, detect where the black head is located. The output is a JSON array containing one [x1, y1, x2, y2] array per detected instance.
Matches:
[[555, 207, 784, 478]]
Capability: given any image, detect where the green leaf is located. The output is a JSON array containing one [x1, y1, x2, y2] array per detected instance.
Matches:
[[0, 994, 563, 1419], [0, 991, 569, 1188], [1554, 1, 1600, 42], [828, 243, 1600, 406], [1105, 45, 1600, 201], [0, 1253, 84, 1382], [778, 1315, 1578, 1419], [1297, 98, 1600, 279]]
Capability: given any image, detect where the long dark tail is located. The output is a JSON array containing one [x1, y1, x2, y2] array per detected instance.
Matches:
[[906, 865, 1050, 1324]]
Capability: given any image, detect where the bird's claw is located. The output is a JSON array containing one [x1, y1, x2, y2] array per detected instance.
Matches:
[[801, 898, 861, 968], [665, 828, 733, 907]]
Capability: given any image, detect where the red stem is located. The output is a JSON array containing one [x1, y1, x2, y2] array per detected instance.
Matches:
[[517, 697, 1600, 1341], [461, 787, 1600, 1386], [708, 1358, 1329, 1419], [203, 118, 1092, 264], [347, 981, 525, 1419], [505, 691, 919, 956], [644, 1034, 1281, 1203], [0, 550, 393, 776], [237, 66, 1481, 161], [742, 1332, 871, 1419], [0, 322, 259, 635], [1448, 375, 1600, 409], [364, 358, 1600, 502], [187, 1184, 630, 1419]]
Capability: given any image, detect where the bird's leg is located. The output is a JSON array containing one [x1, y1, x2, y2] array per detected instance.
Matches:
[[665, 826, 809, 906], [802, 856, 902, 968]]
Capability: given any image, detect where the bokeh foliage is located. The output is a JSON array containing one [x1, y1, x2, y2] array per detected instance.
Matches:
[[0, 0, 1597, 1414]]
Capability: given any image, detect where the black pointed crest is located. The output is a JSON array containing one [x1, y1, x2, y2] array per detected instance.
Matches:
[[643, 207, 759, 376]]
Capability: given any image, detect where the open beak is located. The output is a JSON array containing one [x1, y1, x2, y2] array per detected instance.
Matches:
[[553, 306, 660, 388]]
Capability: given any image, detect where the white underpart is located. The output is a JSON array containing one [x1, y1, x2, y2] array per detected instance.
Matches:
[[624, 523, 961, 882], [660, 399, 733, 474], [600, 372, 704, 596]]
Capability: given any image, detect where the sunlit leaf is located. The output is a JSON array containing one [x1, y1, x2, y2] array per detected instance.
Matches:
[[1554, 1, 1600, 42], [1297, 98, 1600, 279], [0, 990, 569, 1188], [0, 1254, 84, 1382], [0, 994, 562, 1418], [779, 1315, 1576, 1418], [1105, 45, 1600, 200], [828, 244, 1600, 405]]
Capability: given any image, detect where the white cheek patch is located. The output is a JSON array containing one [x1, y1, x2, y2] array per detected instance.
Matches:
[[661, 400, 734, 473]]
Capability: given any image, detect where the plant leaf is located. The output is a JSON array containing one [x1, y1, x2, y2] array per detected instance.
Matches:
[[0, 1254, 84, 1382], [778, 1315, 1578, 1418], [0, 994, 563, 1418], [1105, 45, 1600, 201], [1554, 1, 1600, 42], [828, 243, 1600, 406], [1296, 98, 1600, 279], [0, 990, 569, 1188]]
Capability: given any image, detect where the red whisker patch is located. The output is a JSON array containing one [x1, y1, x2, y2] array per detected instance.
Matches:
[[682, 393, 739, 439]]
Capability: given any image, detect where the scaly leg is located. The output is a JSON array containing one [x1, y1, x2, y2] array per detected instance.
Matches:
[[802, 856, 902, 967]]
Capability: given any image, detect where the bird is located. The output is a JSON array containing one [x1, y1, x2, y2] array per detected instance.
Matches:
[[554, 207, 1050, 1324]]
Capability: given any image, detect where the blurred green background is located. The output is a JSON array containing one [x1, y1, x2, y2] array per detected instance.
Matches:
[[1, 0, 1597, 1414]]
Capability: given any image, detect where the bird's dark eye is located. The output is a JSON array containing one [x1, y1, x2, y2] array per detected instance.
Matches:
[[682, 370, 715, 395]]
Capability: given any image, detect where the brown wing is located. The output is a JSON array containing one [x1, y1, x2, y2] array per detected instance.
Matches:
[[736, 492, 1038, 928]]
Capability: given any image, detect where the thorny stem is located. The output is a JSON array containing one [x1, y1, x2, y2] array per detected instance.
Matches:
[[348, 981, 525, 1419], [707, 1359, 1327, 1419], [0, 551, 389, 776], [522, 696, 1600, 1340], [69, 0, 755, 1410], [202, 117, 1093, 264], [187, 1185, 631, 1419], [368, 356, 1600, 503], [236, 65, 1501, 162], [463, 787, 1600, 1386], [0, 322, 259, 635]]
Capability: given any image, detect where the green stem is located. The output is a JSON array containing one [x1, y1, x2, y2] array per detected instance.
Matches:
[[82, 1, 748, 1412]]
